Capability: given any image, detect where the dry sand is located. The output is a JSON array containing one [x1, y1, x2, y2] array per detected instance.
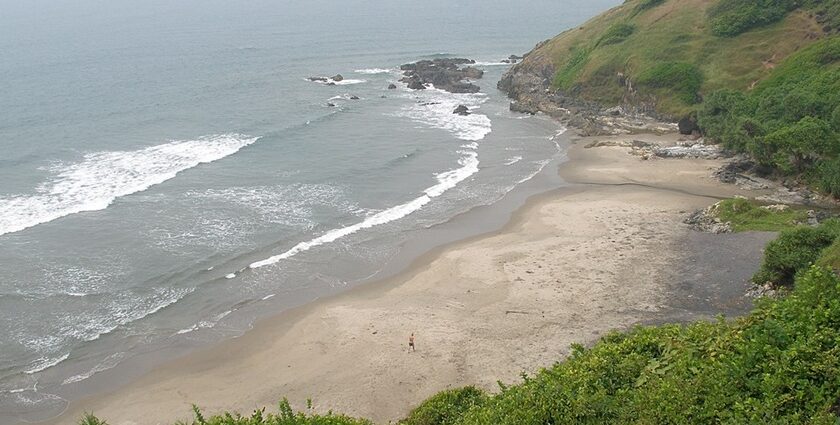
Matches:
[[45, 133, 775, 425]]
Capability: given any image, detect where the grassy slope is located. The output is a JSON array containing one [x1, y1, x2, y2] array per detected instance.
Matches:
[[532, 0, 825, 116]]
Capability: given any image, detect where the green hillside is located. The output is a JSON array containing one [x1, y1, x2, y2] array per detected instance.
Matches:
[[516, 0, 833, 117]]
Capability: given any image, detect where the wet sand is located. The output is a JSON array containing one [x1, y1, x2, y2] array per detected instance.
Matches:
[[44, 133, 776, 425]]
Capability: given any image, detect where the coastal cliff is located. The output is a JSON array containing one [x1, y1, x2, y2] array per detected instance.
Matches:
[[498, 0, 835, 133]]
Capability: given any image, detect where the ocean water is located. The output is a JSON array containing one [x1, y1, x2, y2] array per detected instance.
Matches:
[[0, 0, 619, 421]]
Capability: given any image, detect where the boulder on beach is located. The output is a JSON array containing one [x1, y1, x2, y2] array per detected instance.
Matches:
[[678, 115, 700, 135], [453, 105, 470, 116]]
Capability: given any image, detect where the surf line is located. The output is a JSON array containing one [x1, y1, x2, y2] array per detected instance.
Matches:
[[247, 151, 479, 270]]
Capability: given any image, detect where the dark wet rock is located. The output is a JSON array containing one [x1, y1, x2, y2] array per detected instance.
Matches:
[[387, 83, 397, 90], [326, 82, 336, 86], [453, 105, 470, 116], [678, 115, 700, 135], [349, 95, 360, 100], [308, 76, 329, 82], [399, 58, 482, 93], [331, 74, 344, 82], [326, 102, 336, 107], [462, 67, 484, 79], [714, 157, 756, 184]]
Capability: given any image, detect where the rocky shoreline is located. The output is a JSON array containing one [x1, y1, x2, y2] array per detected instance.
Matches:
[[398, 58, 484, 93]]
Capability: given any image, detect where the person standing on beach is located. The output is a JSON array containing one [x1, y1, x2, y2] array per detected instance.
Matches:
[[409, 333, 416, 352]]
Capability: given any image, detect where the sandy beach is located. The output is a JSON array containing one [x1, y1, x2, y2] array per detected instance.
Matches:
[[44, 132, 777, 425]]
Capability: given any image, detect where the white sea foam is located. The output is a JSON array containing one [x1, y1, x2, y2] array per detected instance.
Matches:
[[308, 78, 366, 86], [250, 151, 480, 269], [354, 68, 392, 74], [261, 294, 276, 300], [504, 156, 523, 166], [175, 309, 234, 335], [24, 353, 70, 374], [225, 273, 236, 279], [392, 87, 492, 141], [473, 61, 511, 66], [61, 352, 125, 385], [0, 134, 259, 236]]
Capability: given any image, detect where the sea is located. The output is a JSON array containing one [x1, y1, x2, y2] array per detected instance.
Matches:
[[0, 0, 620, 422]]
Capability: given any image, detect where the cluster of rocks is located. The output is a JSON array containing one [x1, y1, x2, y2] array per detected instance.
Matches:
[[501, 54, 524, 64], [399, 58, 484, 93], [684, 201, 733, 234], [651, 141, 725, 159], [307, 74, 345, 85]]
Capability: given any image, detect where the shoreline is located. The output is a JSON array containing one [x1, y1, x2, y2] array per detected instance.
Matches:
[[39, 131, 776, 425]]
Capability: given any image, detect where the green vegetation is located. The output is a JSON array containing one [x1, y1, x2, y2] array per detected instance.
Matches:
[[532, 0, 827, 116], [636, 61, 703, 104], [713, 198, 809, 232], [708, 0, 795, 37], [400, 387, 488, 425], [753, 220, 840, 285], [597, 23, 636, 46], [698, 37, 840, 192]]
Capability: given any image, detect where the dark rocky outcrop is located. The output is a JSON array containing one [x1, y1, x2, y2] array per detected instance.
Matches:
[[497, 43, 678, 136], [678, 115, 700, 135], [331, 74, 344, 82], [349, 95, 360, 100], [387, 83, 397, 90], [399, 58, 482, 93], [308, 76, 329, 82], [453, 105, 470, 116]]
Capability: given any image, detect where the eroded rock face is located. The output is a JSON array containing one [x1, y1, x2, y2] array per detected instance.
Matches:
[[399, 58, 482, 93], [497, 41, 677, 136]]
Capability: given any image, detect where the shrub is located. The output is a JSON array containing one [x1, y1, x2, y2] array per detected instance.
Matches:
[[714, 198, 809, 232], [753, 223, 840, 285], [763, 116, 837, 173], [708, 0, 795, 37], [400, 386, 488, 425], [636, 61, 703, 104], [597, 23, 636, 46]]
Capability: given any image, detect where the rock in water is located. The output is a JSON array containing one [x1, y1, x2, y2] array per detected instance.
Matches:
[[387, 83, 397, 90], [331, 74, 344, 82], [453, 105, 470, 116], [326, 102, 336, 107], [349, 95, 360, 100], [399, 58, 482, 93], [308, 76, 329, 82]]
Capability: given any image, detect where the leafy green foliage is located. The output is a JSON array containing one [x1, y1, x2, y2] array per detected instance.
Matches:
[[636, 61, 703, 104], [79, 413, 108, 425], [597, 23, 636, 46], [713, 198, 809, 232], [400, 386, 488, 425], [753, 220, 840, 285], [699, 36, 840, 192], [708, 0, 795, 37]]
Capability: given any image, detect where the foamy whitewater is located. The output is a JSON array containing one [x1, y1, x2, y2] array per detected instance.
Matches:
[[0, 135, 258, 236], [0, 0, 616, 421]]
